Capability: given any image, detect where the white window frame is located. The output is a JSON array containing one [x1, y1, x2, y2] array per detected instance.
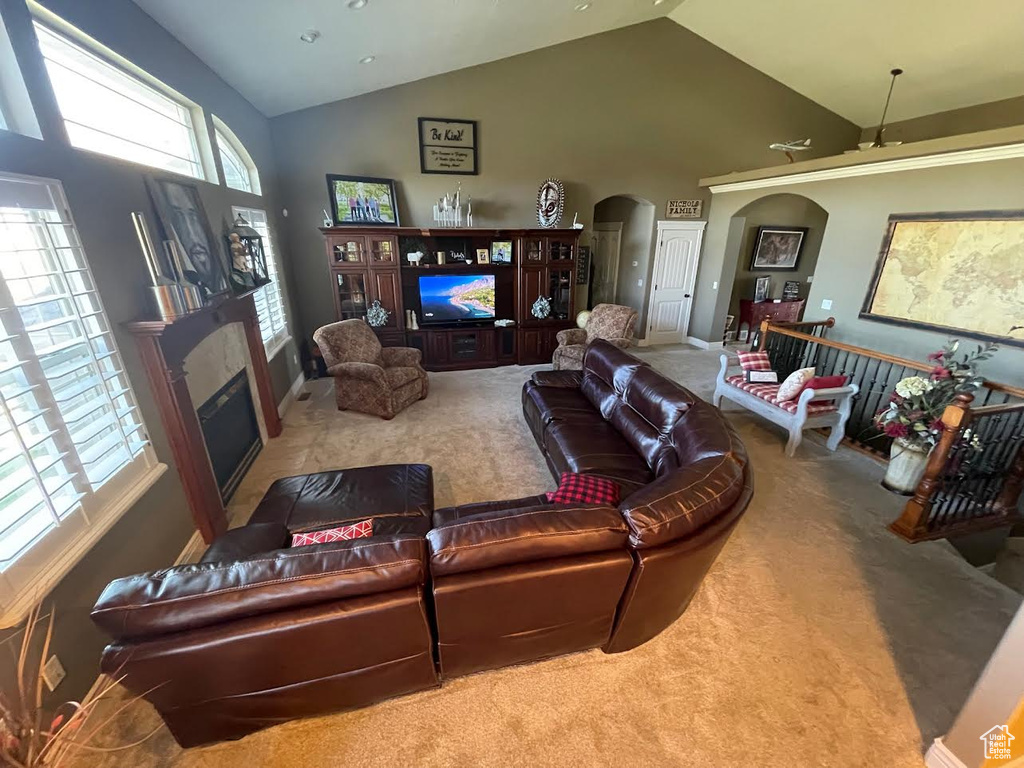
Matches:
[[214, 116, 261, 195], [0, 7, 42, 139], [30, 5, 215, 180], [231, 206, 289, 358], [0, 172, 167, 628]]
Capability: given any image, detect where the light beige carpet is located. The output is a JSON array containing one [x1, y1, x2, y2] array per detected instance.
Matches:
[[86, 346, 1021, 768]]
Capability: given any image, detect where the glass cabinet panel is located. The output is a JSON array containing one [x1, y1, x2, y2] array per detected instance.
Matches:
[[548, 267, 573, 320], [336, 273, 368, 319], [523, 238, 544, 263], [549, 239, 574, 261], [369, 237, 396, 263], [332, 239, 365, 264]]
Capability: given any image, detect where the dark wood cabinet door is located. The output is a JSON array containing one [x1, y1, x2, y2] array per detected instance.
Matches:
[[334, 271, 369, 321], [370, 269, 403, 329], [521, 237, 545, 264], [328, 235, 367, 265], [428, 331, 449, 365], [548, 236, 575, 263], [520, 267, 546, 325], [367, 235, 398, 265], [518, 329, 545, 364]]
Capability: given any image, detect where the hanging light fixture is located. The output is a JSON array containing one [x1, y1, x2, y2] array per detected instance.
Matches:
[[871, 68, 904, 148]]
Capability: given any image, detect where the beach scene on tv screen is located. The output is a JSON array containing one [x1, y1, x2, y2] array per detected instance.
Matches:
[[419, 275, 496, 322]]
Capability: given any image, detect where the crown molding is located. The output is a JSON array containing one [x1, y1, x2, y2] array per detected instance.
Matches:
[[706, 142, 1024, 194]]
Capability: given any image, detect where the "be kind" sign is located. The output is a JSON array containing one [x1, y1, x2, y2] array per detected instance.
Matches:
[[418, 118, 478, 175]]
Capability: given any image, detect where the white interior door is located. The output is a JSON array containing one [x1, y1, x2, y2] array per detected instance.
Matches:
[[591, 223, 621, 306], [646, 222, 704, 346]]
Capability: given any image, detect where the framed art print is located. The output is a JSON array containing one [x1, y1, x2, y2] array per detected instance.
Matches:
[[751, 226, 807, 270]]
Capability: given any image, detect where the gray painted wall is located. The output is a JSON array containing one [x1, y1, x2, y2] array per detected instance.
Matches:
[[0, 0, 301, 702], [727, 193, 827, 319], [269, 19, 860, 345], [593, 196, 656, 335], [693, 158, 1024, 384]]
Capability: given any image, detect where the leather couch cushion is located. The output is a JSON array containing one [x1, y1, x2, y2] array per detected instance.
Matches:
[[544, 421, 653, 494], [248, 465, 433, 532], [427, 504, 629, 577], [619, 452, 750, 548], [92, 537, 427, 640], [433, 495, 549, 527], [200, 523, 290, 564], [530, 370, 583, 388], [524, 383, 606, 428]]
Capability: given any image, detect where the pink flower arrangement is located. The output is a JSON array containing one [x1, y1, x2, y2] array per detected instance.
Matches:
[[874, 340, 995, 449]]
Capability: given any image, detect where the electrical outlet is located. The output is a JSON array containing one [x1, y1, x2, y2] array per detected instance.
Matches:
[[713, 281, 719, 290], [821, 299, 833, 310], [42, 655, 66, 692], [636, 279, 643, 287], [806, 275, 814, 283]]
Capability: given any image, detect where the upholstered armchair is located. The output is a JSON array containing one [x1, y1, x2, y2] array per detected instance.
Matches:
[[552, 303, 639, 370], [313, 319, 428, 419]]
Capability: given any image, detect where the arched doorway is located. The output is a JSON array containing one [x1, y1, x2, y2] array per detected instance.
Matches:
[[724, 193, 829, 343], [590, 195, 656, 333]]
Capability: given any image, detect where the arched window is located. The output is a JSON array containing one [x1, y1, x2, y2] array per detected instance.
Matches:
[[214, 116, 261, 194]]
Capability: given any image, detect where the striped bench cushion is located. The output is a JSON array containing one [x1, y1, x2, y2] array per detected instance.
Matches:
[[725, 374, 837, 416]]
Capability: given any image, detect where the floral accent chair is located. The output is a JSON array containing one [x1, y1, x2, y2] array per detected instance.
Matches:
[[313, 319, 428, 419], [552, 303, 639, 371]]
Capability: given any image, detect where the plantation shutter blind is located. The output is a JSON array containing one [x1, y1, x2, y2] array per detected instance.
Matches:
[[0, 173, 158, 619], [232, 207, 288, 350]]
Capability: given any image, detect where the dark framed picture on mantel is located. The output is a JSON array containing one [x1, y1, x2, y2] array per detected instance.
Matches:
[[418, 117, 478, 175], [750, 226, 807, 270], [326, 174, 400, 227]]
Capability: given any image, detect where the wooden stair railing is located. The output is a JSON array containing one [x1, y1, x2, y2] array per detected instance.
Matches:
[[752, 319, 1024, 542], [890, 396, 1024, 542]]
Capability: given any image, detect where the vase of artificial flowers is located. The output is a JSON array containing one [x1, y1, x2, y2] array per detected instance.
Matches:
[[874, 340, 995, 494]]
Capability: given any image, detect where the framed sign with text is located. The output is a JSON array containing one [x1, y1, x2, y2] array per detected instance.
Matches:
[[418, 117, 478, 175], [666, 199, 703, 218]]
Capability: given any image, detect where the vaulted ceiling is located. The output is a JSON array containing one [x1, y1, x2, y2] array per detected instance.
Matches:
[[131, 0, 685, 117], [132, 0, 1024, 125]]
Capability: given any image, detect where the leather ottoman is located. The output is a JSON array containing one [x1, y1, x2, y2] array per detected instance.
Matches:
[[247, 463, 434, 536]]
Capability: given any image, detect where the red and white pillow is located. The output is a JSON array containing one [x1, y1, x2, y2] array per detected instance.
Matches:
[[546, 473, 621, 505], [291, 519, 373, 547], [736, 350, 772, 372]]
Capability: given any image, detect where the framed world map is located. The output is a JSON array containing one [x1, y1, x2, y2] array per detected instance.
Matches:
[[861, 211, 1024, 348]]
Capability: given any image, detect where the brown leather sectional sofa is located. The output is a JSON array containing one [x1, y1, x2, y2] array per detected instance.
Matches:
[[92, 341, 752, 747]]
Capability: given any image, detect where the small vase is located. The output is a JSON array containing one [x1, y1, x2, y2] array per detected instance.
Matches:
[[882, 438, 931, 495]]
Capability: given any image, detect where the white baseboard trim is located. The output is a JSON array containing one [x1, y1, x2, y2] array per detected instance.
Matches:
[[925, 738, 968, 768], [637, 337, 651, 347], [686, 336, 725, 351], [277, 371, 307, 419]]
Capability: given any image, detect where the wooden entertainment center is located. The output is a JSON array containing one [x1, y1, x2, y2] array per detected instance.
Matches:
[[320, 226, 581, 370]]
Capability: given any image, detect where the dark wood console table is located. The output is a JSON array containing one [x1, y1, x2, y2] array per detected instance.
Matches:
[[738, 299, 806, 337], [320, 226, 581, 369]]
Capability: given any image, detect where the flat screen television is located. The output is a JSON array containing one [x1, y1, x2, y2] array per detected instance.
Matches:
[[418, 274, 496, 324]]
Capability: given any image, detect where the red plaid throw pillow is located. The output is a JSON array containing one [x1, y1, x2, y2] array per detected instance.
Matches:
[[291, 519, 373, 547], [545, 473, 620, 505], [736, 350, 772, 371]]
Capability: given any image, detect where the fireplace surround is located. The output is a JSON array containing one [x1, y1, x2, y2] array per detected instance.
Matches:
[[125, 292, 282, 542]]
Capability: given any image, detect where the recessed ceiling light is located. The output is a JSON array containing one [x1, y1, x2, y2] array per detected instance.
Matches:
[[299, 30, 321, 44], [359, 55, 376, 64], [653, 0, 666, 5], [347, 0, 367, 8], [574, 2, 591, 10]]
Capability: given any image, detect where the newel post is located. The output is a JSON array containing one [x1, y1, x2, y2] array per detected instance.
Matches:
[[889, 392, 974, 542]]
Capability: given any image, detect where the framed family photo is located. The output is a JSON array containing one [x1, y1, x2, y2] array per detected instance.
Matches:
[[750, 226, 807, 270], [326, 174, 400, 227], [146, 176, 228, 296]]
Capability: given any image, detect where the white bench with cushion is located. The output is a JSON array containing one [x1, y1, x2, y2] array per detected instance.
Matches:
[[713, 354, 859, 456]]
